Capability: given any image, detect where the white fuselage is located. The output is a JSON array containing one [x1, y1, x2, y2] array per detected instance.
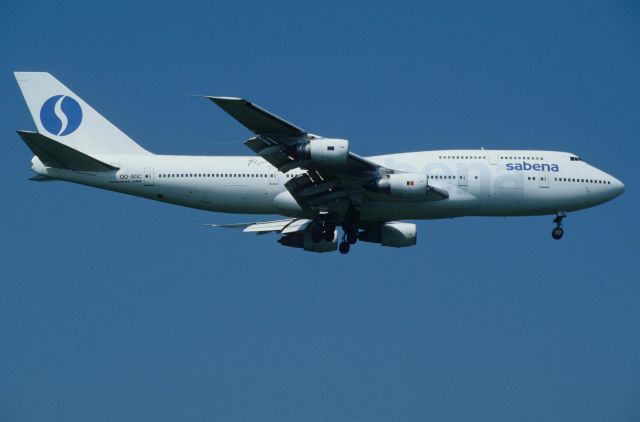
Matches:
[[31, 149, 624, 221]]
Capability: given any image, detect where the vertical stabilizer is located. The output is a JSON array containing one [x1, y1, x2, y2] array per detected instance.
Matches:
[[14, 72, 151, 156]]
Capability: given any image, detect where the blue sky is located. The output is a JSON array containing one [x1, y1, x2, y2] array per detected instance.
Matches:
[[1, 1, 639, 420]]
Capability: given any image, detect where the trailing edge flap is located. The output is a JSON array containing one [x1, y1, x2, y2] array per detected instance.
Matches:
[[204, 218, 311, 234], [29, 175, 58, 182], [207, 97, 306, 139], [17, 131, 119, 172]]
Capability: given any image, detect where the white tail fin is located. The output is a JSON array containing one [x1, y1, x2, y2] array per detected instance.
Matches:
[[14, 72, 151, 156]]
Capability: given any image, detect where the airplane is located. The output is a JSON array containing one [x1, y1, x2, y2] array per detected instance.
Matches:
[[14, 72, 625, 254]]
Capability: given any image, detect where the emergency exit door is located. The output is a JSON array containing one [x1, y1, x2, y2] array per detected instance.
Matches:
[[539, 171, 549, 188], [144, 167, 154, 186], [457, 170, 468, 186]]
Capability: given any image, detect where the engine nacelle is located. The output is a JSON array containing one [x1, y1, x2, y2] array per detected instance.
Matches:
[[359, 222, 417, 248], [371, 173, 428, 198], [278, 226, 337, 253], [297, 138, 349, 166]]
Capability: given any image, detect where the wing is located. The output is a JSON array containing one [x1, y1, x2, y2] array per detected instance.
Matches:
[[203, 218, 311, 235], [208, 97, 305, 139], [206, 97, 448, 212]]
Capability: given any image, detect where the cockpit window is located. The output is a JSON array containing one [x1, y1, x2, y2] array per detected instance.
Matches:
[[570, 156, 584, 162]]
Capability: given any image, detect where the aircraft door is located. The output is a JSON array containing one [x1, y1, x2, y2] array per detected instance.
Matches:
[[457, 170, 468, 186], [539, 171, 549, 188], [467, 169, 484, 196], [144, 167, 154, 186], [269, 168, 279, 185], [487, 151, 499, 165]]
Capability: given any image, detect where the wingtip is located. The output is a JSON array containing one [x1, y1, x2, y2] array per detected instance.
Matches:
[[208, 96, 249, 105], [192, 95, 247, 104], [186, 94, 244, 100], [209, 96, 244, 101]]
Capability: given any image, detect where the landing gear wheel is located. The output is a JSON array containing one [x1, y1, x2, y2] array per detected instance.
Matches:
[[322, 228, 335, 242], [339, 241, 350, 254], [551, 227, 564, 240], [551, 211, 566, 240]]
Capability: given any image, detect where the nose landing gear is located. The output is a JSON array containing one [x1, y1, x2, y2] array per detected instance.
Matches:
[[552, 211, 566, 240]]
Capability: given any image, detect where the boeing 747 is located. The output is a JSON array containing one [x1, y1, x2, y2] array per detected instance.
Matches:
[[14, 72, 624, 254]]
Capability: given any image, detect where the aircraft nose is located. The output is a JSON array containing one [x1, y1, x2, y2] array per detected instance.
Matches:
[[609, 176, 625, 198]]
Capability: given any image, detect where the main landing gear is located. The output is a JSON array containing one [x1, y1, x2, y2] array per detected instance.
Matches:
[[339, 208, 361, 255], [311, 220, 336, 243], [338, 228, 359, 254], [552, 211, 566, 240], [311, 208, 361, 254]]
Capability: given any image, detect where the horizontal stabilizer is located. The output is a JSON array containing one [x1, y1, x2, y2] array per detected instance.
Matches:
[[17, 130, 119, 172], [206, 97, 306, 138]]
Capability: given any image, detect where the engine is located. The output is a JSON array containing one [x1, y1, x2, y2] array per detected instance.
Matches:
[[278, 225, 337, 253], [359, 222, 417, 248], [370, 173, 429, 198], [297, 138, 349, 166]]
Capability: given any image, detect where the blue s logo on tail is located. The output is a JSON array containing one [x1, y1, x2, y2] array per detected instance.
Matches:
[[40, 95, 82, 136]]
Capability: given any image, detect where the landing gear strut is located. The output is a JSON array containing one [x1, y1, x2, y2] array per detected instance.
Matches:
[[339, 207, 361, 254], [339, 229, 358, 254], [552, 211, 566, 240], [311, 220, 336, 243]]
